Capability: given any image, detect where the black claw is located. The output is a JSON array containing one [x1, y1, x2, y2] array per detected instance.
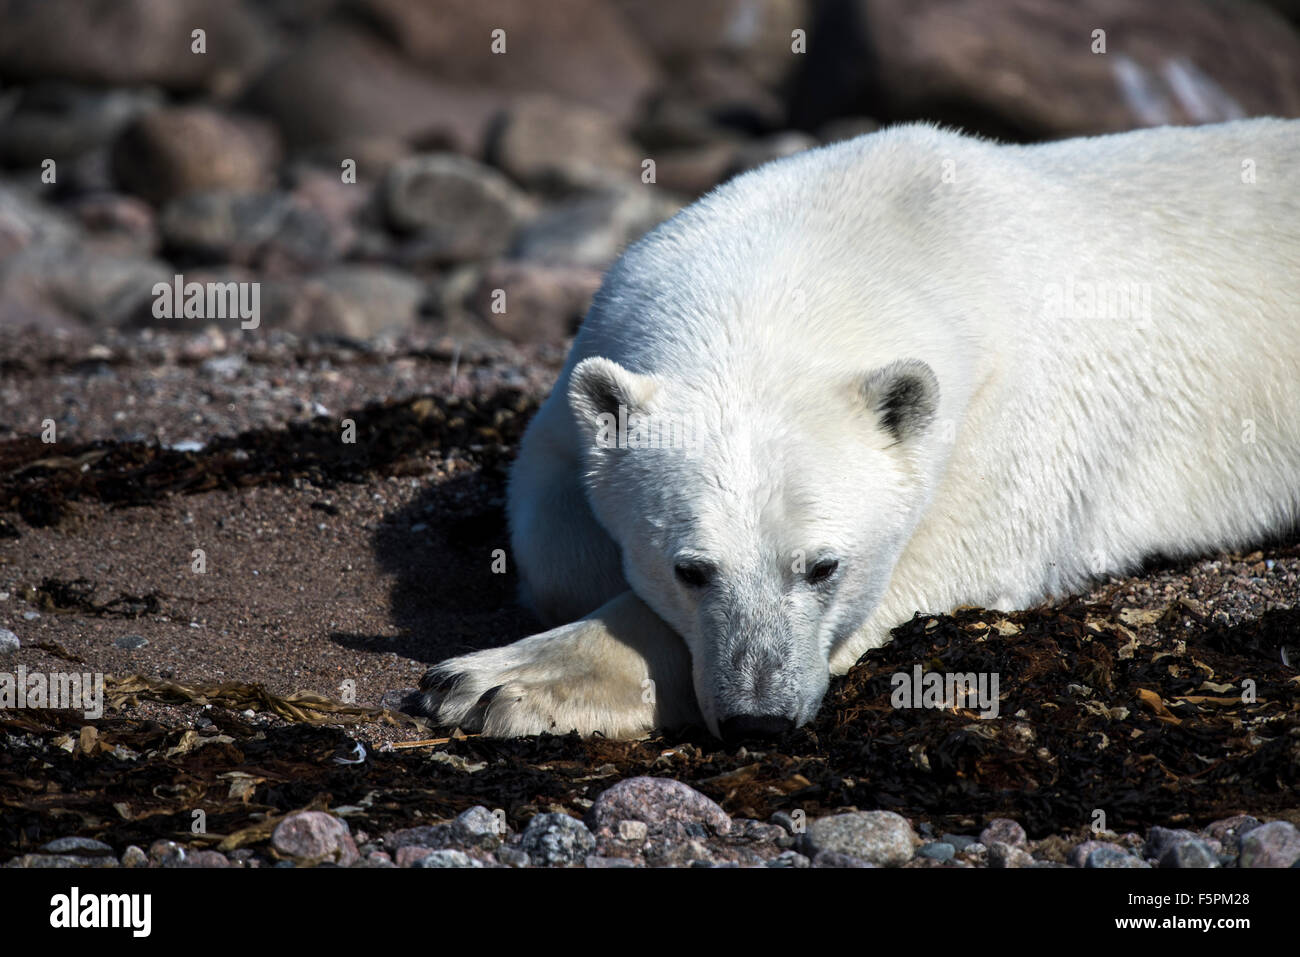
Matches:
[[420, 669, 462, 695], [460, 684, 504, 734]]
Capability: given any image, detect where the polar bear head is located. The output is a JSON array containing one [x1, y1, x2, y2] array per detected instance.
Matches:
[[568, 353, 941, 739]]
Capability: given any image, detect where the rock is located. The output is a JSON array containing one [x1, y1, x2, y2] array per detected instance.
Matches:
[[520, 812, 596, 866], [1238, 821, 1300, 868], [614, 0, 811, 88], [940, 833, 978, 852], [384, 153, 531, 262], [412, 849, 482, 868], [147, 840, 187, 867], [487, 94, 639, 190], [496, 846, 530, 868], [1067, 839, 1124, 867], [917, 841, 956, 862], [0, 0, 272, 92], [243, 25, 506, 156], [114, 634, 148, 650], [789, 0, 1300, 138], [1204, 814, 1262, 852], [120, 845, 148, 868], [585, 854, 640, 868], [177, 850, 230, 868], [812, 850, 876, 868], [270, 811, 359, 867], [0, 242, 172, 329], [0, 183, 79, 259], [5, 854, 117, 868], [512, 184, 683, 269], [588, 776, 732, 842], [987, 841, 1034, 868], [357, 0, 659, 124], [1085, 847, 1150, 868], [652, 143, 741, 195], [1159, 840, 1220, 868], [0, 84, 163, 166], [618, 820, 650, 843], [766, 850, 811, 868], [465, 262, 603, 342], [394, 845, 434, 868], [67, 193, 159, 258], [40, 836, 115, 856], [801, 811, 916, 867], [359, 851, 395, 868], [979, 818, 1028, 848], [159, 191, 345, 272], [454, 806, 505, 849], [111, 108, 281, 205], [1144, 826, 1199, 860], [0, 628, 18, 655]]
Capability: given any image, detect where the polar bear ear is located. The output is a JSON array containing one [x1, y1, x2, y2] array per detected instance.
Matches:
[[860, 358, 939, 443], [568, 356, 659, 434]]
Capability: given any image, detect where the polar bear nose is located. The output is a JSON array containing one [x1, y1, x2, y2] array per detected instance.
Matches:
[[719, 714, 794, 742]]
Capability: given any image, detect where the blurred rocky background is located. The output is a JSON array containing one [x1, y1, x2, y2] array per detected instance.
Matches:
[[0, 0, 1298, 344]]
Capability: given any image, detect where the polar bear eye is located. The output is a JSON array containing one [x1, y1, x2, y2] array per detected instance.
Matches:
[[807, 559, 840, 584], [674, 561, 714, 588]]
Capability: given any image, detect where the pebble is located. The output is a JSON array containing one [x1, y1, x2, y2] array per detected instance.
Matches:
[[114, 634, 148, 649], [270, 811, 359, 867], [812, 850, 876, 868], [520, 813, 596, 867], [1204, 814, 1261, 852], [941, 833, 978, 851], [40, 836, 115, 856], [1238, 821, 1300, 868], [979, 818, 1027, 847], [917, 841, 956, 862], [801, 811, 917, 867], [987, 842, 1034, 868], [454, 805, 504, 849], [0, 627, 18, 654], [588, 776, 731, 841], [120, 845, 148, 868], [1085, 847, 1149, 868], [496, 846, 530, 868], [767, 850, 811, 868], [411, 849, 481, 868], [1144, 826, 1199, 860], [1159, 839, 1220, 868]]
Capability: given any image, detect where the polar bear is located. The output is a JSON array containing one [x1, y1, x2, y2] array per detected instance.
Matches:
[[416, 118, 1300, 741]]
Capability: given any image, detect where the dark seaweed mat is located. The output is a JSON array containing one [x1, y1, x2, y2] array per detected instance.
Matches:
[[3, 597, 1296, 855], [0, 389, 537, 531]]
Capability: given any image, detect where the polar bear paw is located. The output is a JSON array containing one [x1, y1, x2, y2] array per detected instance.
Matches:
[[417, 618, 662, 738]]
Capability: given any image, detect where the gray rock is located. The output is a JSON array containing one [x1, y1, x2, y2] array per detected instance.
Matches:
[[588, 776, 732, 843], [511, 184, 682, 269], [0, 84, 163, 166], [40, 836, 115, 856], [766, 850, 811, 868], [270, 811, 359, 867], [979, 818, 1027, 848], [384, 153, 531, 261], [1239, 821, 1300, 868], [6, 853, 117, 868], [988, 841, 1034, 868], [1144, 825, 1199, 860], [1067, 839, 1126, 867], [114, 634, 148, 650], [1204, 814, 1261, 853], [1159, 839, 1220, 869], [812, 850, 876, 868], [801, 811, 917, 867], [120, 845, 148, 868], [461, 261, 603, 343], [160, 191, 344, 271], [487, 94, 638, 190], [454, 805, 505, 849], [520, 813, 596, 866], [111, 107, 281, 205], [176, 850, 230, 868], [584, 854, 640, 868], [496, 846, 530, 868], [1085, 847, 1149, 868], [0, 628, 18, 655], [257, 266, 425, 338], [941, 833, 978, 851], [412, 849, 481, 868], [0, 242, 171, 329], [917, 841, 956, 862]]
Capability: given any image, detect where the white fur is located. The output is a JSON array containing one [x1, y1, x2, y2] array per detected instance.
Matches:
[[420, 118, 1300, 739]]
